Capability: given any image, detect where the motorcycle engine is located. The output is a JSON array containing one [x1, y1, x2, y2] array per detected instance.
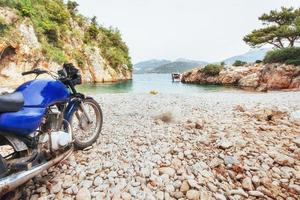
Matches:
[[40, 105, 72, 152]]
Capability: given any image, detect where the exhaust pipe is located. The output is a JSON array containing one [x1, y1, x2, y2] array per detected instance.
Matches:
[[0, 148, 73, 196]]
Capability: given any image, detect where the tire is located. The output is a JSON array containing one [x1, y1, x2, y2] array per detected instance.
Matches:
[[69, 98, 103, 149]]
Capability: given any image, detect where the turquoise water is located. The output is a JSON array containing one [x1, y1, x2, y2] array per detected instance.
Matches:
[[78, 74, 240, 94]]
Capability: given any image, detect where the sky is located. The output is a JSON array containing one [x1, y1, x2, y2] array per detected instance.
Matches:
[[75, 0, 300, 63]]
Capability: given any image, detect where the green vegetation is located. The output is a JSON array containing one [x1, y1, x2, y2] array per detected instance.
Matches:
[[0, 0, 132, 68], [244, 7, 300, 48], [0, 17, 8, 36], [263, 47, 300, 66], [233, 60, 247, 66], [202, 64, 224, 76]]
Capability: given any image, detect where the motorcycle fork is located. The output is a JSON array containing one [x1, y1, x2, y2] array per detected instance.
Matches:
[[79, 102, 93, 124]]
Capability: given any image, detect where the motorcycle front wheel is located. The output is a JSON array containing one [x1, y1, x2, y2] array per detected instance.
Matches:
[[69, 98, 103, 149]]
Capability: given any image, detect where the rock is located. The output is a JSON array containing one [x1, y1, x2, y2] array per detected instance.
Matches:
[[182, 64, 300, 91], [192, 161, 209, 174], [242, 177, 254, 191], [223, 156, 239, 165], [195, 119, 204, 129], [186, 190, 200, 200], [103, 161, 113, 169], [200, 191, 212, 199], [234, 105, 245, 112], [209, 157, 223, 168], [62, 175, 73, 189], [290, 111, 300, 125], [121, 192, 132, 200], [51, 182, 62, 194], [229, 188, 248, 197], [293, 136, 300, 147], [173, 191, 184, 199], [159, 167, 176, 177], [93, 176, 103, 187], [154, 112, 173, 123], [207, 182, 217, 192], [251, 176, 260, 188], [217, 139, 233, 149], [288, 184, 300, 194], [248, 190, 264, 197], [214, 193, 226, 200], [180, 180, 190, 193], [239, 73, 260, 88], [165, 184, 175, 193], [274, 154, 295, 166], [76, 188, 91, 200], [187, 179, 199, 189], [156, 191, 164, 200]]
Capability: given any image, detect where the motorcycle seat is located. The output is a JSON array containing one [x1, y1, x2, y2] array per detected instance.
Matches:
[[0, 92, 24, 113]]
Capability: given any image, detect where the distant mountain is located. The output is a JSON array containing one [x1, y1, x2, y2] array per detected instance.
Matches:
[[134, 59, 207, 74], [149, 61, 206, 73], [223, 48, 270, 64], [134, 59, 171, 73]]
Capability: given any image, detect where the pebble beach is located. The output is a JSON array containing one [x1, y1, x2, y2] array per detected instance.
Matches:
[[21, 91, 300, 200]]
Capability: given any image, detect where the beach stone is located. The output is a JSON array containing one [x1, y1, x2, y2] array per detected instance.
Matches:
[[217, 139, 233, 149], [293, 137, 300, 147], [192, 161, 209, 174], [93, 176, 103, 186], [229, 188, 248, 197], [214, 193, 226, 200], [209, 157, 223, 168], [173, 191, 184, 198], [242, 177, 254, 191], [186, 190, 200, 200], [274, 154, 295, 166], [248, 190, 264, 197], [159, 167, 176, 177], [180, 180, 190, 192], [223, 156, 239, 165], [51, 182, 62, 194], [121, 192, 132, 200], [290, 110, 300, 125], [195, 119, 204, 129], [76, 188, 91, 200], [289, 184, 300, 194]]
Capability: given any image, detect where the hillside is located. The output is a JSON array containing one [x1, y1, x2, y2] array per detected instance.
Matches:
[[223, 48, 270, 64], [134, 59, 206, 74], [0, 0, 132, 86], [134, 59, 171, 73], [149, 61, 206, 73]]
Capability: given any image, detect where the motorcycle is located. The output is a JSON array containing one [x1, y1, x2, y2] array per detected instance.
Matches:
[[0, 63, 103, 197]]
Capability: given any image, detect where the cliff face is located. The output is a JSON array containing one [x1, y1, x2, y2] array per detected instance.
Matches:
[[0, 3, 132, 86], [182, 64, 300, 91]]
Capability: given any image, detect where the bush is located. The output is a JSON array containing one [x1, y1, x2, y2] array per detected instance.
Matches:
[[42, 43, 67, 64], [285, 59, 300, 66], [233, 60, 247, 66], [264, 47, 300, 65], [202, 64, 224, 76], [0, 17, 8, 36], [255, 60, 262, 63]]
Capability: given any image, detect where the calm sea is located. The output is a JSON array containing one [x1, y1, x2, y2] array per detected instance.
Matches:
[[78, 73, 240, 94]]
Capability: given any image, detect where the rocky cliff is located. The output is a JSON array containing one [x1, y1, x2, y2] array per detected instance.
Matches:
[[182, 64, 300, 91], [0, 1, 132, 86]]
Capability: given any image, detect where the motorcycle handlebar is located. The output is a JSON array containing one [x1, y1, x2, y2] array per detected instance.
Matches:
[[21, 69, 48, 76]]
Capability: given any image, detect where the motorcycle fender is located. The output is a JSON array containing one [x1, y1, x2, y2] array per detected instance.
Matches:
[[64, 96, 93, 122], [1, 134, 28, 152]]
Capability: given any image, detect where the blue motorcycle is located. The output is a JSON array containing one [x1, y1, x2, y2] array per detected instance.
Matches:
[[0, 63, 102, 197]]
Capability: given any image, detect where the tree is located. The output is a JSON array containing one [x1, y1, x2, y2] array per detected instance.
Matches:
[[67, 1, 79, 16], [244, 7, 300, 48], [233, 60, 247, 66]]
